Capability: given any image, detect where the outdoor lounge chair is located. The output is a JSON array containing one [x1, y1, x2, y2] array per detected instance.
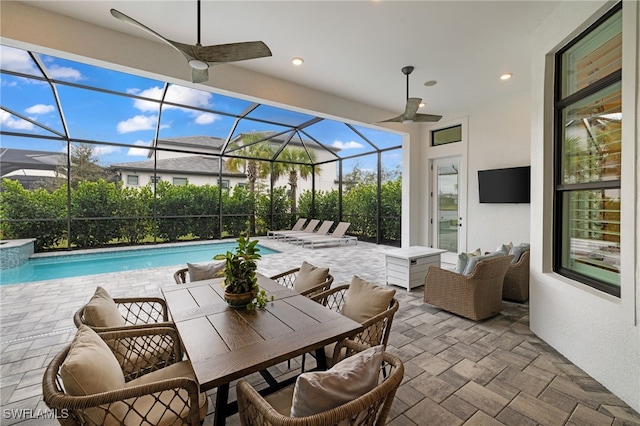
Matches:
[[269, 219, 319, 240], [267, 217, 307, 239], [237, 340, 403, 426], [295, 221, 357, 248], [287, 220, 334, 244]]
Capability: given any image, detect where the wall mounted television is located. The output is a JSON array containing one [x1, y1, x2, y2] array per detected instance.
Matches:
[[478, 166, 531, 203]]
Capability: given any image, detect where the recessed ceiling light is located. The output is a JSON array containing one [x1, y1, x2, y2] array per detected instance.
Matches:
[[424, 80, 437, 87], [292, 57, 304, 66], [500, 73, 513, 80]]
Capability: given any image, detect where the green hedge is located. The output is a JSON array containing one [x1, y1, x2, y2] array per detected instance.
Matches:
[[0, 176, 401, 251]]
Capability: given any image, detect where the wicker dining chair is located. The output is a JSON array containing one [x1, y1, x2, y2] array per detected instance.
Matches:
[[74, 292, 171, 333], [237, 340, 404, 426], [269, 267, 334, 297], [173, 267, 189, 284], [424, 255, 514, 321], [42, 326, 207, 426], [305, 283, 398, 370]]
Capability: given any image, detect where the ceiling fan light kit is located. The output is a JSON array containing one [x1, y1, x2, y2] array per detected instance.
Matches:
[[110, 0, 272, 83], [378, 65, 442, 124]]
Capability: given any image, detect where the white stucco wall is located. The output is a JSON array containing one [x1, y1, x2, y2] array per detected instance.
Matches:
[[530, 0, 639, 413]]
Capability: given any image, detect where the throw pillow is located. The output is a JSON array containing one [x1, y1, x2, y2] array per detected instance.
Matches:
[[290, 345, 384, 417], [187, 261, 225, 282], [462, 251, 506, 275], [341, 276, 395, 324], [83, 286, 126, 328], [455, 248, 481, 274], [61, 325, 125, 395], [509, 243, 531, 263], [293, 261, 329, 293]]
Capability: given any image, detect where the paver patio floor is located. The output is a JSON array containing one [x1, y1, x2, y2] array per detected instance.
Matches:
[[1, 238, 638, 425]]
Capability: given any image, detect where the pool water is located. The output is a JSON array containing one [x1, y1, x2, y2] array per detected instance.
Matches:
[[0, 242, 278, 285]]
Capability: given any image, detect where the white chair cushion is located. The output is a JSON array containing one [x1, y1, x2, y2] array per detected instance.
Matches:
[[83, 286, 126, 329], [293, 261, 329, 293], [187, 261, 225, 282], [290, 345, 384, 417], [341, 276, 395, 324]]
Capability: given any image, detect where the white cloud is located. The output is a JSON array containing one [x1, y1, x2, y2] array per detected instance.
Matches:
[[25, 104, 55, 115], [93, 145, 120, 156], [131, 85, 212, 113], [0, 110, 34, 130], [332, 140, 363, 150], [117, 115, 158, 134], [127, 141, 152, 157], [47, 65, 83, 81], [194, 112, 220, 125], [0, 46, 38, 74]]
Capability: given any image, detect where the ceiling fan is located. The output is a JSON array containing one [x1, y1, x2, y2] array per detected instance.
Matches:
[[379, 66, 442, 124], [110, 0, 272, 84]]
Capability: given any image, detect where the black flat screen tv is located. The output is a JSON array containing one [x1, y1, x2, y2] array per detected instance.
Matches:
[[478, 166, 530, 203]]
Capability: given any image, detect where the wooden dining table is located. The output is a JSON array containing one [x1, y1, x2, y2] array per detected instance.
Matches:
[[161, 274, 363, 426]]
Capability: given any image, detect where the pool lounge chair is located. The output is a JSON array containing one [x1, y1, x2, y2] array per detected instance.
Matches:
[[296, 222, 357, 248], [267, 218, 307, 239], [269, 219, 319, 240], [287, 220, 334, 244]]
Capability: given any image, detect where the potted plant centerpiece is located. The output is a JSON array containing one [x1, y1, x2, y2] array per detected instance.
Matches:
[[214, 234, 273, 310]]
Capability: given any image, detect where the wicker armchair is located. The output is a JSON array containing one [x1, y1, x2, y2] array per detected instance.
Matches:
[[424, 255, 514, 321], [74, 296, 171, 333], [42, 327, 207, 426], [502, 250, 530, 302], [269, 267, 334, 297], [237, 340, 404, 426], [311, 284, 399, 354]]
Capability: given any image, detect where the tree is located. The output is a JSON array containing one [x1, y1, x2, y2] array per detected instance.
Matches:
[[272, 147, 319, 217], [223, 133, 274, 234]]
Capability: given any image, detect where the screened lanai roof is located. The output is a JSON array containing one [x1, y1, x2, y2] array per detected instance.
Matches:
[[0, 45, 401, 170]]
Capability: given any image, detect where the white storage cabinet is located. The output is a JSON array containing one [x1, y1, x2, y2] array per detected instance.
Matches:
[[385, 246, 447, 291]]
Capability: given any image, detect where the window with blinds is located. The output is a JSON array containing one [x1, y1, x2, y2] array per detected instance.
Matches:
[[554, 3, 622, 296]]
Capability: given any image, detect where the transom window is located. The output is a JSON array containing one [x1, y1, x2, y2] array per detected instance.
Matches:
[[173, 177, 187, 186], [553, 3, 622, 296]]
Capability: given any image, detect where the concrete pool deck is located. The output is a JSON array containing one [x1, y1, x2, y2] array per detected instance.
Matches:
[[1, 238, 638, 425]]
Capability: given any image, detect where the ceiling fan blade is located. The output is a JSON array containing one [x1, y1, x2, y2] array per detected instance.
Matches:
[[110, 9, 189, 58], [403, 98, 421, 121], [195, 41, 272, 64], [413, 113, 443, 123], [191, 67, 209, 83], [377, 115, 404, 123]]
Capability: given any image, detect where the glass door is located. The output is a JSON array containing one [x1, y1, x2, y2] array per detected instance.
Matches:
[[432, 158, 464, 264]]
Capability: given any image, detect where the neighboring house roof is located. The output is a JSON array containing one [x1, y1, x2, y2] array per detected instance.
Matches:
[[150, 136, 225, 158], [0, 148, 66, 176], [110, 155, 244, 177]]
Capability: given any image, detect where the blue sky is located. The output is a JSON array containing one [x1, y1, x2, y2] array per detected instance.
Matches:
[[0, 45, 401, 174]]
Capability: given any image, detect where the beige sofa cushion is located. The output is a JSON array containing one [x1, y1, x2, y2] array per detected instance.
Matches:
[[83, 286, 126, 328], [290, 345, 384, 418], [293, 261, 329, 293], [341, 276, 395, 324], [187, 261, 225, 282]]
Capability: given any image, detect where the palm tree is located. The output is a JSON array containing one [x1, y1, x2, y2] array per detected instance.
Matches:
[[273, 147, 319, 217], [224, 133, 273, 234]]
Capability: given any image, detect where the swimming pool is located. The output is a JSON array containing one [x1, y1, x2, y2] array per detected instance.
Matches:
[[0, 241, 278, 285]]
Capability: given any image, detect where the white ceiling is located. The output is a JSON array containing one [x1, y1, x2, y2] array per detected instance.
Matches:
[[21, 0, 562, 120]]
